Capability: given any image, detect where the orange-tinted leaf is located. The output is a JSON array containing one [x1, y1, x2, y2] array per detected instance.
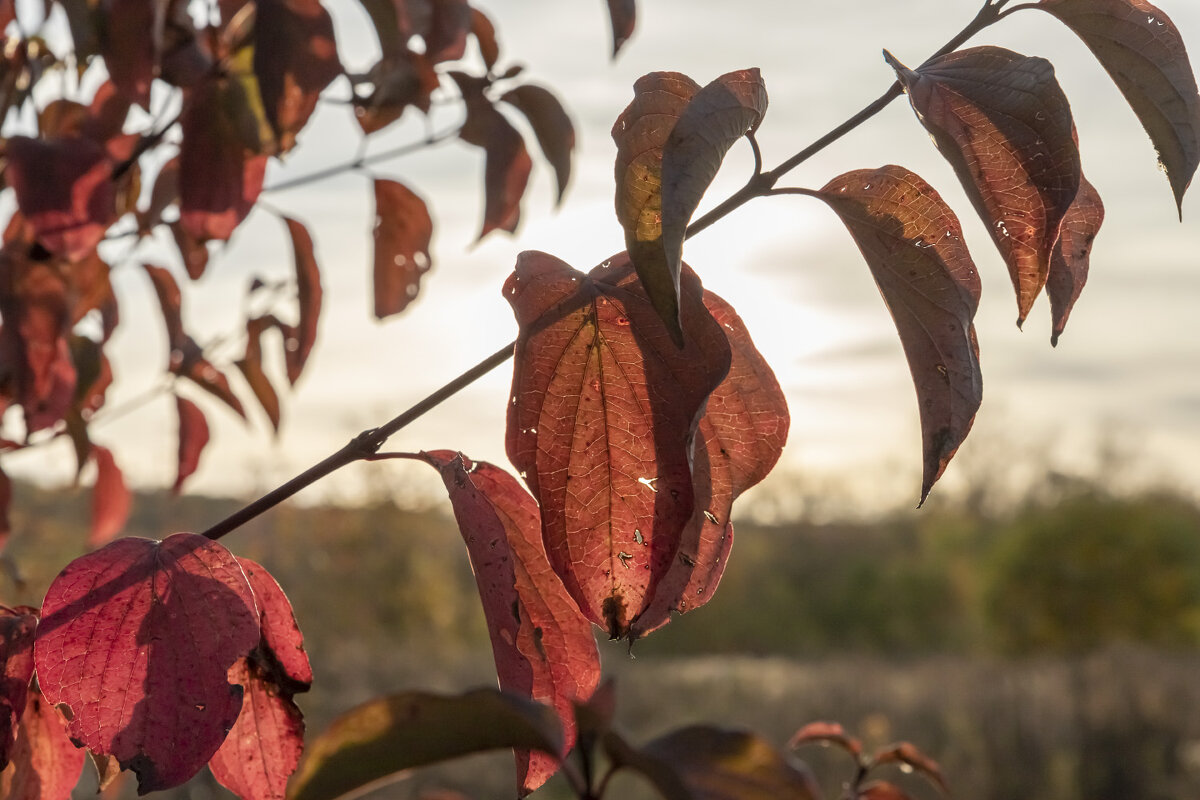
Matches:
[[816, 166, 982, 504], [174, 337, 248, 418], [85, 80, 133, 143], [373, 180, 433, 319], [101, 0, 155, 108], [661, 70, 766, 292], [283, 217, 322, 385], [34, 533, 260, 793], [236, 316, 282, 430], [173, 396, 210, 493], [0, 686, 87, 800], [788, 722, 863, 759], [604, 726, 821, 800], [631, 289, 788, 637], [450, 71, 532, 240], [0, 607, 37, 769], [1048, 176, 1104, 345], [170, 220, 211, 280], [210, 558, 311, 800], [425, 0, 470, 64], [352, 51, 439, 134], [67, 250, 116, 334], [38, 100, 89, 139], [470, 8, 499, 71], [89, 446, 131, 548], [143, 263, 185, 347], [0, 468, 11, 552], [254, 0, 342, 152], [501, 84, 575, 205], [5, 136, 115, 261], [140, 157, 180, 234], [887, 47, 1081, 325], [413, 451, 599, 795], [504, 251, 731, 637], [857, 782, 915, 800], [1037, 0, 1200, 212], [871, 742, 947, 794], [605, 0, 636, 57], [612, 72, 700, 346], [289, 689, 563, 800]]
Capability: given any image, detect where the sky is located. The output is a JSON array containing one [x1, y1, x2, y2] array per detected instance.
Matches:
[[6, 0, 1200, 517]]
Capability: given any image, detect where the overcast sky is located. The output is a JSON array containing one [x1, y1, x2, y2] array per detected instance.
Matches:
[[7, 0, 1199, 517]]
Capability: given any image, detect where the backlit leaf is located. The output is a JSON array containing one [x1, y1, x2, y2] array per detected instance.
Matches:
[[887, 47, 1081, 325], [413, 451, 599, 795], [815, 166, 982, 504], [604, 725, 821, 800], [170, 220, 211, 280], [504, 251, 731, 637], [88, 446, 131, 548], [352, 51, 439, 134], [372, 179, 433, 319], [236, 316, 282, 431], [143, 263, 185, 347], [173, 337, 248, 418], [605, 0, 636, 57], [0, 606, 37, 769], [173, 396, 210, 493], [630, 289, 788, 637], [288, 689, 563, 800], [787, 722, 863, 759], [425, 0, 470, 64], [210, 558, 311, 800], [34, 533, 260, 793], [450, 71, 532, 240], [139, 156, 180, 234], [0, 686, 86, 800], [470, 8, 499, 71], [283, 217, 322, 385], [67, 251, 116, 336], [871, 742, 947, 793], [612, 71, 700, 345], [661, 70, 767, 299], [1047, 176, 1104, 345], [1036, 0, 1200, 213], [502, 84, 576, 205]]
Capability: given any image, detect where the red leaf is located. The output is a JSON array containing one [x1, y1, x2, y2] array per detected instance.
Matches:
[[1036, 0, 1200, 213], [857, 782, 915, 800], [0, 607, 37, 769], [1048, 176, 1104, 346], [612, 71, 700, 345], [887, 47, 1081, 325], [605, 0, 636, 57], [173, 396, 210, 493], [89, 446, 131, 548], [139, 157, 180, 234], [170, 220, 211, 280], [631, 289, 788, 637], [5, 136, 115, 262], [33, 533, 260, 793], [470, 7, 499, 71], [174, 337, 248, 418], [871, 742, 948, 794], [0, 468, 11, 552], [236, 316, 283, 430], [84, 80, 133, 143], [450, 71, 532, 240], [788, 721, 863, 759], [413, 451, 599, 795], [283, 217, 322, 385], [425, 0, 470, 64], [504, 251, 731, 637], [210, 558, 311, 800], [100, 0, 155, 109], [67, 250, 117, 336], [373, 180, 433, 319], [815, 166, 982, 504], [352, 51, 439, 134], [254, 0, 343, 152], [501, 84, 576, 205], [0, 686, 87, 800], [142, 263, 185, 348]]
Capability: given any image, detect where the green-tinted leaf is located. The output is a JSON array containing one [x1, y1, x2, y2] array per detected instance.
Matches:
[[1047, 176, 1104, 346], [287, 689, 563, 800]]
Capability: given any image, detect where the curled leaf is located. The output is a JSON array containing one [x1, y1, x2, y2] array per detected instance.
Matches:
[[173, 396, 210, 493], [1047, 176, 1104, 345], [872, 742, 948, 794], [236, 316, 283, 431], [605, 0, 636, 57], [372, 180, 433, 319], [787, 721, 863, 758], [88, 446, 131, 548], [815, 166, 983, 504], [283, 217, 322, 385], [470, 7, 499, 71], [501, 84, 576, 205], [0, 606, 37, 769]]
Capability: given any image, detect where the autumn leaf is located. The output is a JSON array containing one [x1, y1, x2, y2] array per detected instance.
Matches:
[[858, 782, 916, 800], [173, 337, 248, 418], [605, 0, 636, 57], [288, 689, 563, 800], [872, 742, 948, 793], [171, 220, 211, 280], [612, 71, 700, 345], [139, 156, 180, 234], [504, 250, 731, 637], [450, 71, 532, 240], [1036, 0, 1200, 213], [815, 166, 983, 504], [100, 0, 155, 109], [788, 721, 864, 759], [352, 51, 439, 134], [0, 686, 87, 800], [283, 217, 322, 385], [372, 180, 433, 319], [0, 469, 11, 553], [236, 316, 283, 432], [425, 0, 470, 64], [501, 84, 576, 205], [88, 446, 131, 548], [0, 606, 37, 769], [412, 451, 600, 795], [173, 396, 211, 493], [143, 263, 185, 347], [630, 289, 788, 638], [470, 8, 499, 71], [887, 46, 1081, 325], [34, 533, 260, 793], [67, 250, 117, 336], [210, 558, 311, 800], [1047, 176, 1104, 345]]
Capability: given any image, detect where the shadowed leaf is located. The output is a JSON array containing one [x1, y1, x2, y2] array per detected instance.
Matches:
[[353, 51, 439, 134], [283, 217, 322, 385], [887, 46, 1081, 325], [858, 782, 915, 800], [1047, 176, 1104, 345], [412, 451, 599, 795], [788, 722, 863, 758], [287, 689, 563, 800], [67, 251, 116, 336], [604, 726, 821, 800], [140, 157, 180, 234], [815, 166, 982, 504], [101, 0, 155, 108], [170, 221, 211, 280], [613, 71, 700, 345], [450, 71, 532, 240], [1036, 0, 1200, 213], [504, 250, 731, 637], [33, 534, 260, 793], [0, 686, 87, 800], [606, 0, 636, 57], [0, 607, 37, 769], [174, 337, 248, 418], [0, 469, 10, 551], [173, 396, 210, 493], [502, 84, 576, 205], [373, 180, 433, 319], [236, 317, 282, 431], [425, 0, 470, 64], [89, 446, 131, 548]]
